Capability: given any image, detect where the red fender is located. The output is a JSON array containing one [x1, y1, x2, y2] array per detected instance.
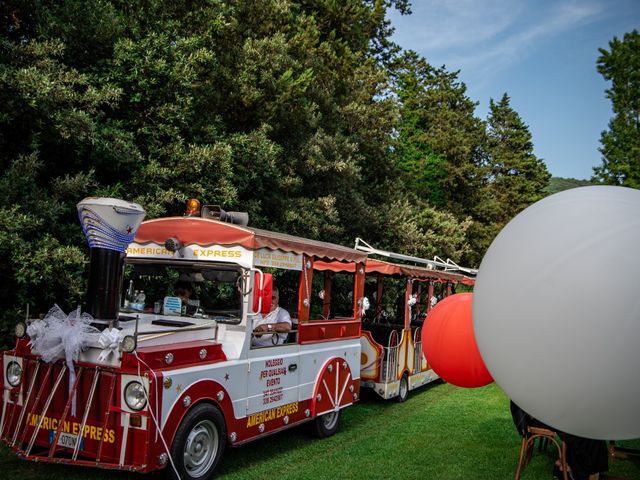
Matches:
[[160, 379, 234, 450], [311, 357, 359, 416]]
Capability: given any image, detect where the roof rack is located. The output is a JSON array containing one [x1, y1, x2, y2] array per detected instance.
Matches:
[[354, 238, 478, 277]]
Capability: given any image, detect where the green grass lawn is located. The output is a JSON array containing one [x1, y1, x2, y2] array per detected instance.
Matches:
[[2, 382, 639, 479]]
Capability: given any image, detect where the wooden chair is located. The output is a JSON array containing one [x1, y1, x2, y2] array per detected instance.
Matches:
[[515, 426, 569, 480]]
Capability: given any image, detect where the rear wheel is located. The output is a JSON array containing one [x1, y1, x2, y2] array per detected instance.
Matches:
[[167, 403, 226, 480], [313, 409, 341, 438], [397, 373, 409, 403]]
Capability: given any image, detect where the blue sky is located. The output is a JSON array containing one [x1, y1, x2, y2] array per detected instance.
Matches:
[[387, 0, 640, 180]]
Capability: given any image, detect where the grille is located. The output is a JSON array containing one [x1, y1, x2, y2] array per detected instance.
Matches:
[[1, 356, 147, 470]]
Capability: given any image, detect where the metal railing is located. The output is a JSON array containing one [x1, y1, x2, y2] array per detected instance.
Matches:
[[413, 327, 423, 374], [354, 238, 478, 276], [380, 330, 399, 383]]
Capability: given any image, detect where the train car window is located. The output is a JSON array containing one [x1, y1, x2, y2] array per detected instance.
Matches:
[[122, 263, 242, 323], [416, 282, 430, 323], [263, 268, 298, 319], [311, 272, 326, 319], [311, 272, 355, 320], [376, 277, 406, 326]]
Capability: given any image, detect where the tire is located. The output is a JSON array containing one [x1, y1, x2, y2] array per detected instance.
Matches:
[[397, 373, 409, 403], [166, 403, 226, 480], [312, 409, 341, 438]]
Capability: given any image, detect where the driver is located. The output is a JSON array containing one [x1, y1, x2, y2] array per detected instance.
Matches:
[[175, 281, 199, 315], [252, 287, 292, 346]]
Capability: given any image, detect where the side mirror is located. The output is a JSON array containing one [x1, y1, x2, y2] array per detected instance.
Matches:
[[252, 272, 273, 314]]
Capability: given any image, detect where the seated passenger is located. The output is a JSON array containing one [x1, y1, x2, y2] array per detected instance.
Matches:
[[175, 281, 199, 314], [252, 287, 292, 346], [175, 282, 194, 302]]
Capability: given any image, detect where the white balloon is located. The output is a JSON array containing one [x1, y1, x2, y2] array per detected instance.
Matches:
[[473, 186, 640, 440]]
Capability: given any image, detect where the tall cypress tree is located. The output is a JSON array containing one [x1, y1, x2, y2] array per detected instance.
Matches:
[[467, 93, 550, 261], [485, 93, 550, 224]]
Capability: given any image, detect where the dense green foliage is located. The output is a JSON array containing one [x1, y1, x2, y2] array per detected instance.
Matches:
[[593, 30, 640, 187], [2, 382, 639, 479], [1, 2, 634, 346], [0, 0, 412, 342], [393, 51, 486, 214]]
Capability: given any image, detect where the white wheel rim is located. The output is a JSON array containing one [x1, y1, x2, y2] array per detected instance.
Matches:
[[400, 377, 408, 398], [184, 419, 218, 478], [321, 411, 339, 430]]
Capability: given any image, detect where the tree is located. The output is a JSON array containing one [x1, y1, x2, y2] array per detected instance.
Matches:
[[392, 51, 486, 215], [545, 177, 592, 195], [391, 51, 493, 266], [484, 93, 550, 223], [466, 93, 550, 262], [380, 194, 472, 262], [592, 30, 640, 187], [0, 36, 122, 342]]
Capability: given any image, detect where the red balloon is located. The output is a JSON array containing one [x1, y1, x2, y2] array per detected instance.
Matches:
[[422, 293, 492, 388]]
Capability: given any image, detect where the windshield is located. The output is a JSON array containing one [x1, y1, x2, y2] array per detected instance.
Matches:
[[121, 262, 244, 324]]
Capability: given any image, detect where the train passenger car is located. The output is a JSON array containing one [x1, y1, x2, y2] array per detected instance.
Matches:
[[315, 241, 475, 401]]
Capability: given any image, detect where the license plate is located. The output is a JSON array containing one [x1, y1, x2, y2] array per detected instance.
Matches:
[[54, 431, 82, 450]]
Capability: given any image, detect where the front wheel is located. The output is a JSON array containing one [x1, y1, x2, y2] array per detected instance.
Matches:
[[167, 403, 226, 480], [397, 373, 409, 403], [312, 409, 341, 438]]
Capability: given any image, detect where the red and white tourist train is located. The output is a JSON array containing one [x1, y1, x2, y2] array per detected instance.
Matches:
[[0, 198, 474, 479]]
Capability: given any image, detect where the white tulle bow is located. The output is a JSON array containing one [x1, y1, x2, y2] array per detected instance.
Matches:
[[26, 319, 47, 348], [362, 297, 370, 312], [408, 294, 417, 307], [31, 305, 100, 415], [97, 328, 122, 362]]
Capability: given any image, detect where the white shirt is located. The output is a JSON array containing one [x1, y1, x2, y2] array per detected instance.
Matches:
[[252, 307, 292, 347]]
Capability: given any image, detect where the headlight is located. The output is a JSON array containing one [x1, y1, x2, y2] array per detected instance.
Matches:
[[121, 335, 137, 353], [6, 361, 22, 387], [15, 322, 27, 339], [124, 381, 147, 411]]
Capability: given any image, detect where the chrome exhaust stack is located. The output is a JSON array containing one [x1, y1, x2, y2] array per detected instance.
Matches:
[[77, 198, 145, 329]]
